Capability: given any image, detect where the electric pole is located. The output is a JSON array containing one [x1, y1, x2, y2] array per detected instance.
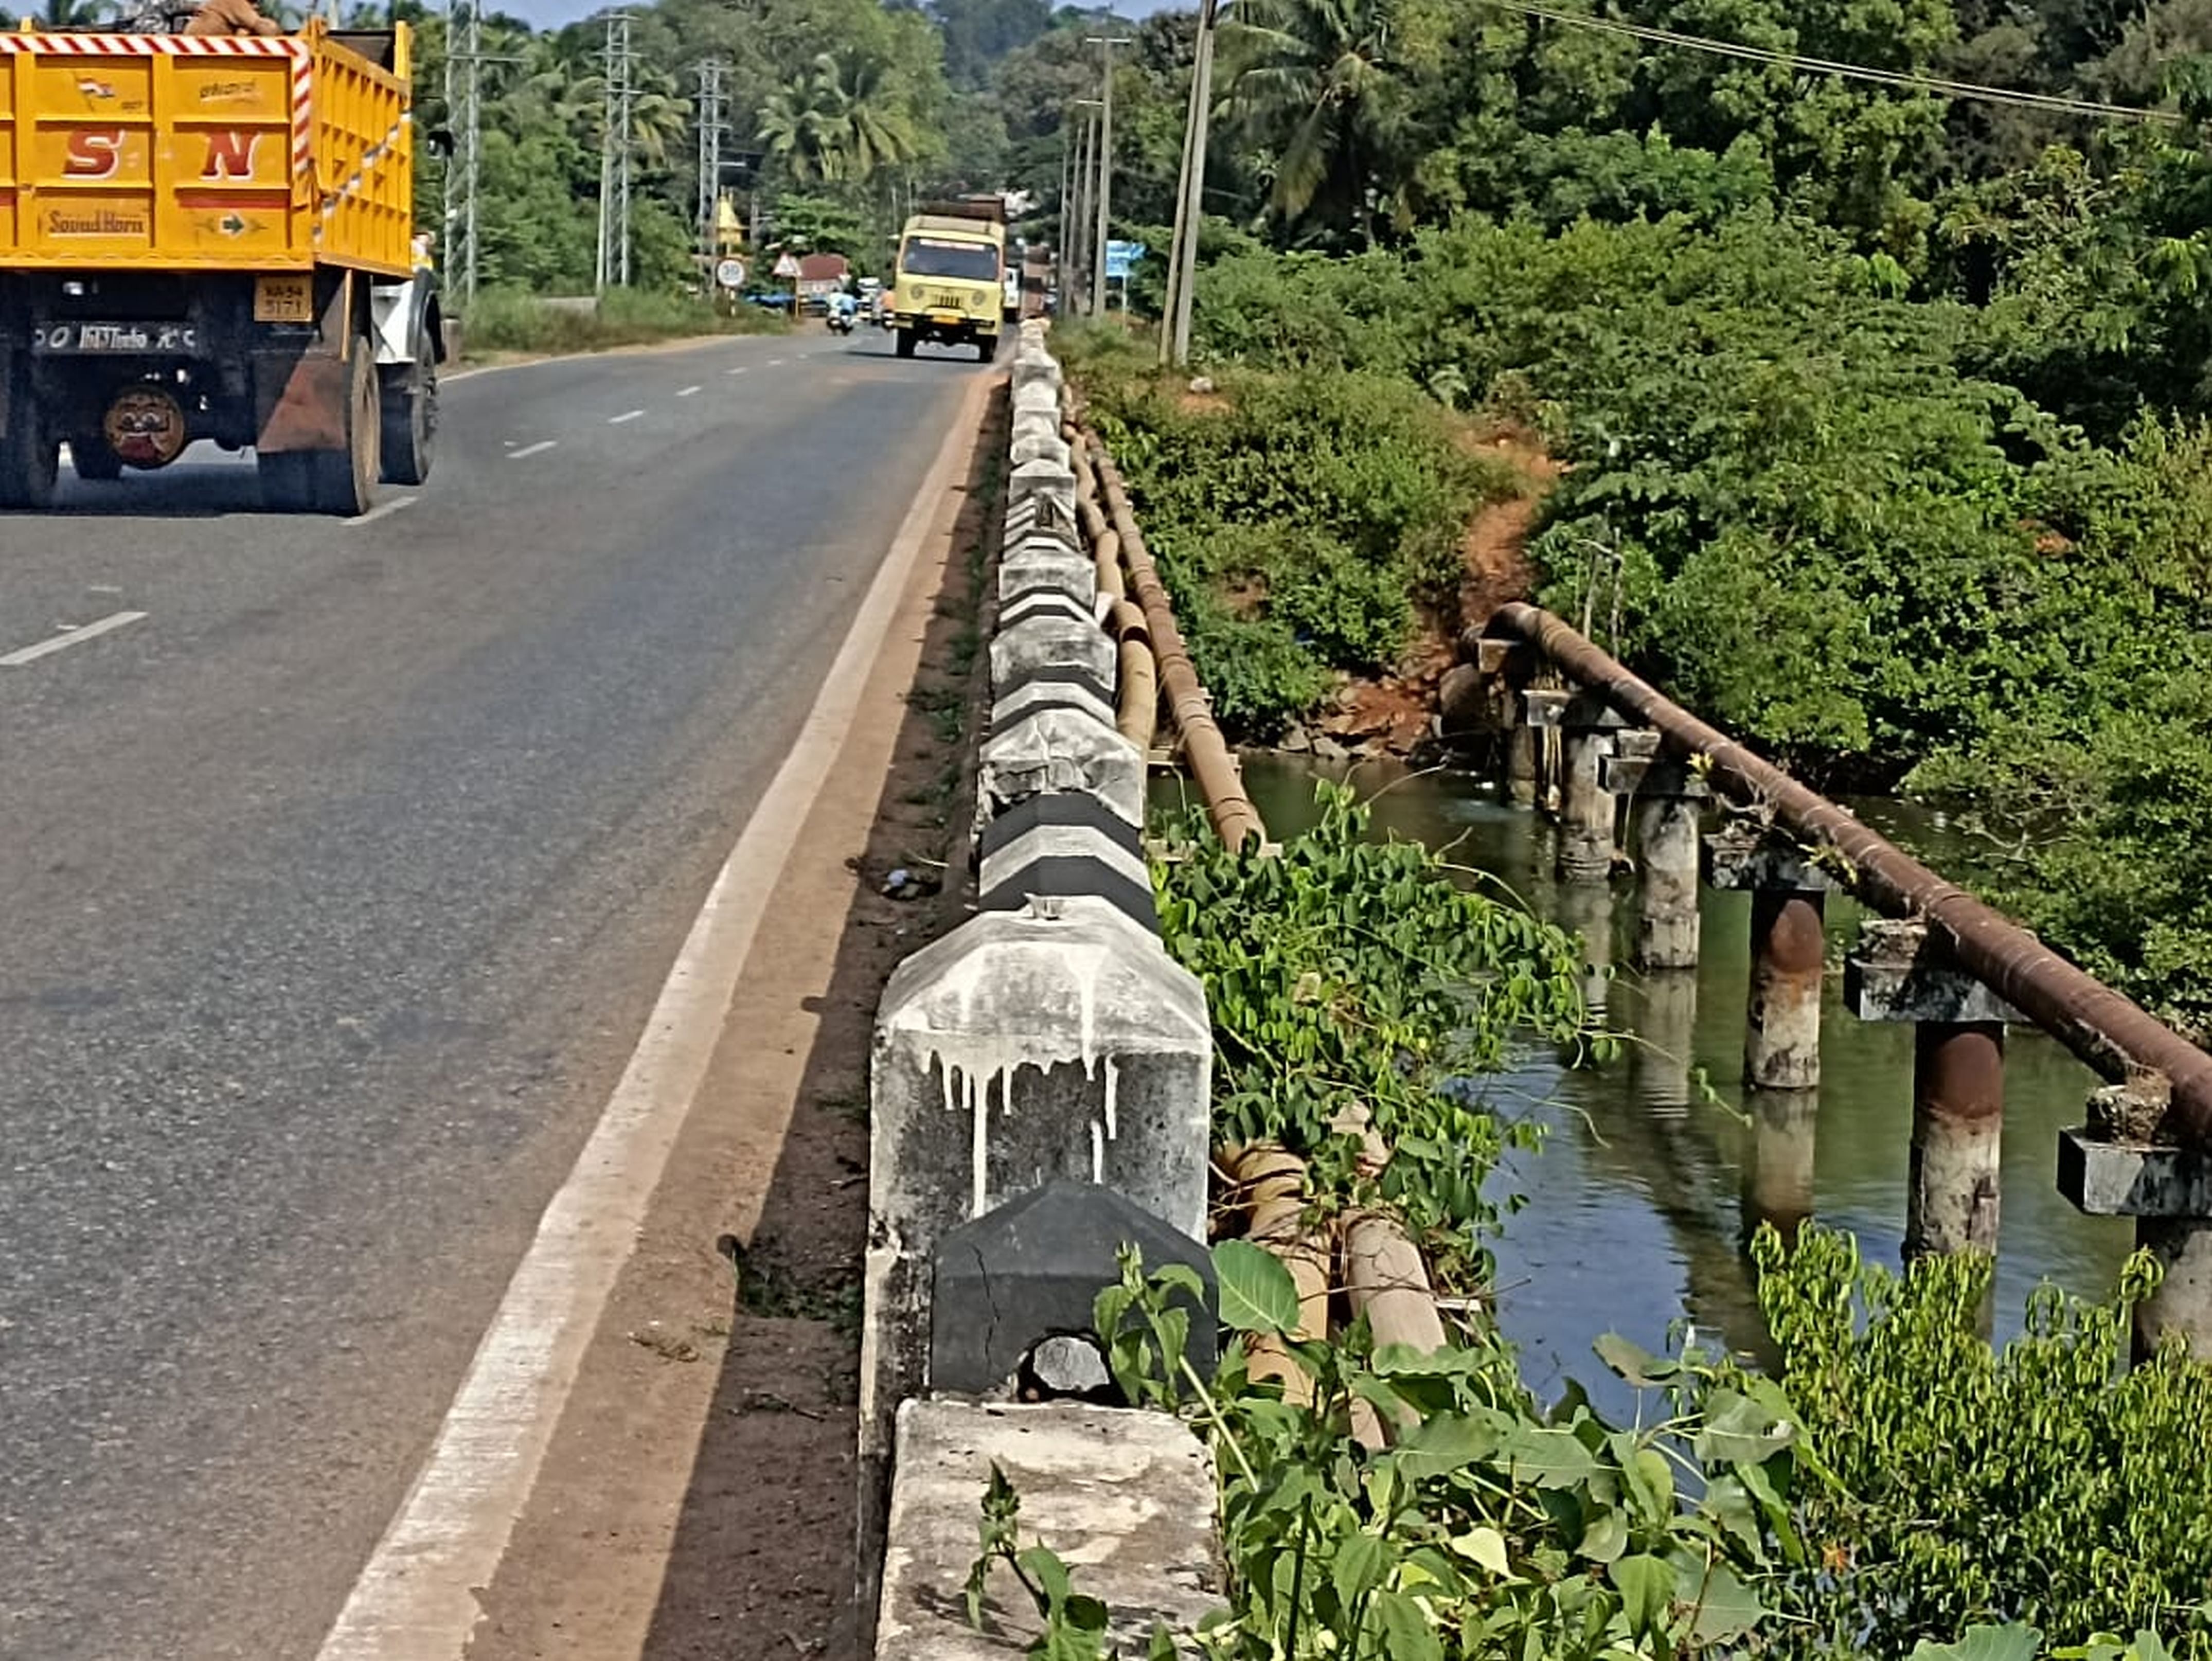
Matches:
[[1161, 0, 1220, 366], [597, 12, 636, 291], [1084, 31, 1131, 316], [694, 59, 728, 272], [1068, 99, 1100, 314], [442, 0, 484, 301]]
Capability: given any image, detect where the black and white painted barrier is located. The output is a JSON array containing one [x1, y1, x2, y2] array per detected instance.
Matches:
[[864, 322, 1223, 1653]]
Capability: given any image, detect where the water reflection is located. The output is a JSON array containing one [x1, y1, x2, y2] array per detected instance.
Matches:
[[1171, 756, 2138, 1416]]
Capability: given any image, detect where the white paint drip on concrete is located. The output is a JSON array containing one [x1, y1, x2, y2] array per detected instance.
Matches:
[[313, 367, 996, 1661]]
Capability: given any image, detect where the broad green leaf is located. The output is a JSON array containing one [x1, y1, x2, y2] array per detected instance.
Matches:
[[1578, 1505, 1630, 1564], [1594, 1331, 1673, 1386], [1622, 1444, 1676, 1525], [1609, 1552, 1675, 1639], [1909, 1625, 2044, 1661], [1446, 1525, 1513, 1578], [1388, 1411, 1502, 1479], [1211, 1238, 1300, 1335], [1370, 1587, 1447, 1661], [1689, 1562, 1769, 1643], [1333, 1529, 1391, 1609], [1500, 1424, 1600, 1489]]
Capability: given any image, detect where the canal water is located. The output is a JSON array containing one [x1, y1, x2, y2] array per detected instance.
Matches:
[[1164, 756, 2138, 1418]]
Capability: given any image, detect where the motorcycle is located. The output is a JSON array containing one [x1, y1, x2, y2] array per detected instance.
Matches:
[[827, 309, 855, 336]]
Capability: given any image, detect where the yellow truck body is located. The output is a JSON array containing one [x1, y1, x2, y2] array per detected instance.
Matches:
[[0, 21, 413, 277], [890, 203, 1005, 361]]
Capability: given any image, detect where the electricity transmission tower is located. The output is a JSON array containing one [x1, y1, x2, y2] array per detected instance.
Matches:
[[694, 59, 729, 269], [597, 13, 638, 290], [442, 0, 484, 300]]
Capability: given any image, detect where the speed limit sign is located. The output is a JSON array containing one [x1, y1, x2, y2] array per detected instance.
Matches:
[[715, 257, 747, 290]]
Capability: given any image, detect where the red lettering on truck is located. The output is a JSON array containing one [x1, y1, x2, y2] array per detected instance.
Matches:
[[64, 128, 123, 178], [200, 131, 257, 180]]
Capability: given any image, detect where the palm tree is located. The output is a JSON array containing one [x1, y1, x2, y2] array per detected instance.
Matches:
[[758, 74, 845, 184], [1221, 0, 1411, 245], [814, 50, 920, 182]]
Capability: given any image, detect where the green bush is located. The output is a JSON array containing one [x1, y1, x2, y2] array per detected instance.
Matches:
[[1743, 1226, 2212, 1658], [1077, 357, 1515, 736], [461, 286, 785, 358]]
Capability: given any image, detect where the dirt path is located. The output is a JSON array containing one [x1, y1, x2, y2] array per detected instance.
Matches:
[[1317, 431, 1560, 756], [461, 389, 1003, 1661]]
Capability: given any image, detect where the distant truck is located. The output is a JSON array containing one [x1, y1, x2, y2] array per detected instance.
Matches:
[[0, 21, 445, 514], [888, 198, 1005, 362]]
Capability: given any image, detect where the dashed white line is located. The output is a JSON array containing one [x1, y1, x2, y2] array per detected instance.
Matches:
[[608, 409, 645, 425], [508, 440, 558, 460], [1, 610, 148, 668], [346, 496, 417, 529], [764, 358, 786, 366], [675, 384, 701, 398], [725, 365, 749, 377]]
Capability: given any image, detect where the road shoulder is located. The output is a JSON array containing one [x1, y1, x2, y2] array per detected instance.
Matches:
[[462, 376, 1005, 1661]]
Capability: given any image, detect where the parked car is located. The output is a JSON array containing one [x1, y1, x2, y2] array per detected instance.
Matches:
[[742, 289, 796, 311]]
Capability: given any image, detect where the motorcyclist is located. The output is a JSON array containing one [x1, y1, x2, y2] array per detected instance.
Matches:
[[828, 290, 858, 332]]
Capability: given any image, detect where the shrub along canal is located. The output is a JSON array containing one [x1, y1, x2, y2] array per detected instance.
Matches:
[[1168, 755, 2137, 1417]]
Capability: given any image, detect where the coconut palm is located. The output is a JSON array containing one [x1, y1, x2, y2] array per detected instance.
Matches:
[[1221, 0, 1412, 245], [814, 50, 921, 182], [758, 74, 846, 184]]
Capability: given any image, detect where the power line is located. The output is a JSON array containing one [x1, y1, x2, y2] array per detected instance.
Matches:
[[1481, 0, 2187, 127]]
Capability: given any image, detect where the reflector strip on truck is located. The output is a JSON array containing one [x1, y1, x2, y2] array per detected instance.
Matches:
[[0, 33, 316, 184]]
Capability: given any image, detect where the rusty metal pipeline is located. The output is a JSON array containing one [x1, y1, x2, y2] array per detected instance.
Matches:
[[1087, 438, 1266, 852], [1491, 601, 2212, 1139]]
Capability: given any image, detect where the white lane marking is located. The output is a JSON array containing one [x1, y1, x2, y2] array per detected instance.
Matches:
[[0, 610, 148, 668], [507, 440, 558, 460], [607, 409, 645, 425], [675, 384, 701, 398], [347, 496, 418, 529], [764, 357, 786, 366], [312, 368, 994, 1661], [725, 365, 748, 377]]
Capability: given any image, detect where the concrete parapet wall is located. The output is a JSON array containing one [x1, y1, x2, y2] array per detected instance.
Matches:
[[862, 322, 1220, 1646]]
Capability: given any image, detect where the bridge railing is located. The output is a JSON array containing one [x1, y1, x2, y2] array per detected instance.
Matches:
[[1475, 600, 2212, 1358]]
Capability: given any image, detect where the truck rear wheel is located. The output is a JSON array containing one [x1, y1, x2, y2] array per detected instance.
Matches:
[[0, 358, 58, 510], [311, 339, 381, 516], [379, 326, 436, 488], [69, 433, 123, 481]]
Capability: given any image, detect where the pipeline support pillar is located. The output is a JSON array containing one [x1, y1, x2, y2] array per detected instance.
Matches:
[[1604, 751, 1706, 970], [1845, 917, 2020, 1260], [1551, 690, 1626, 883], [1708, 829, 1831, 1092], [2059, 1078, 2212, 1361]]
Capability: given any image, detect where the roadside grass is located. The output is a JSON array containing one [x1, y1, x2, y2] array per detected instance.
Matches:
[[460, 287, 788, 360]]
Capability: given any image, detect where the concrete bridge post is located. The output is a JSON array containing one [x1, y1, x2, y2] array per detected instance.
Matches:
[[1473, 637, 1542, 808], [1845, 919, 2019, 1260], [2059, 1077, 2212, 1361], [1707, 829, 1832, 1091], [1552, 690, 1625, 883], [1603, 748, 1706, 970]]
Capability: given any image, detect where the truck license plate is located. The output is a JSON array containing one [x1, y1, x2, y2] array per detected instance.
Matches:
[[253, 275, 313, 324]]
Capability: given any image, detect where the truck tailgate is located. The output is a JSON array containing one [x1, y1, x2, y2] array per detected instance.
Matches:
[[0, 25, 411, 275]]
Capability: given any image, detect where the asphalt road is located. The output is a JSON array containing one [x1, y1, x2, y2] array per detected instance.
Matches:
[[0, 325, 988, 1660]]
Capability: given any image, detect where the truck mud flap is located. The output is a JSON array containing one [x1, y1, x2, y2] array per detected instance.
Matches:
[[255, 270, 351, 455]]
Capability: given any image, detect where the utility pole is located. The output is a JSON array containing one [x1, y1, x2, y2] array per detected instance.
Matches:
[[1084, 29, 1130, 316], [1057, 121, 1074, 310], [1161, 0, 1220, 366], [1068, 99, 1100, 314], [442, 0, 483, 301], [597, 12, 636, 291], [694, 59, 728, 272]]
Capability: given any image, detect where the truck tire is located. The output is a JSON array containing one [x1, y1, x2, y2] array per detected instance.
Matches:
[[0, 360, 59, 511], [976, 336, 995, 363], [379, 326, 436, 487], [257, 450, 314, 511], [309, 338, 380, 517], [69, 432, 123, 481], [895, 329, 915, 360]]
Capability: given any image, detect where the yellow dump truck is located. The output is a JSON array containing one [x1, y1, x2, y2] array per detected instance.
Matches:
[[0, 20, 444, 513], [888, 198, 1005, 362]]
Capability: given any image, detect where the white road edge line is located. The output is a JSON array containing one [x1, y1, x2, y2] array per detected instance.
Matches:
[[507, 440, 557, 460], [347, 496, 418, 529], [0, 610, 148, 669], [608, 408, 646, 424], [675, 384, 702, 398], [312, 367, 996, 1661]]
